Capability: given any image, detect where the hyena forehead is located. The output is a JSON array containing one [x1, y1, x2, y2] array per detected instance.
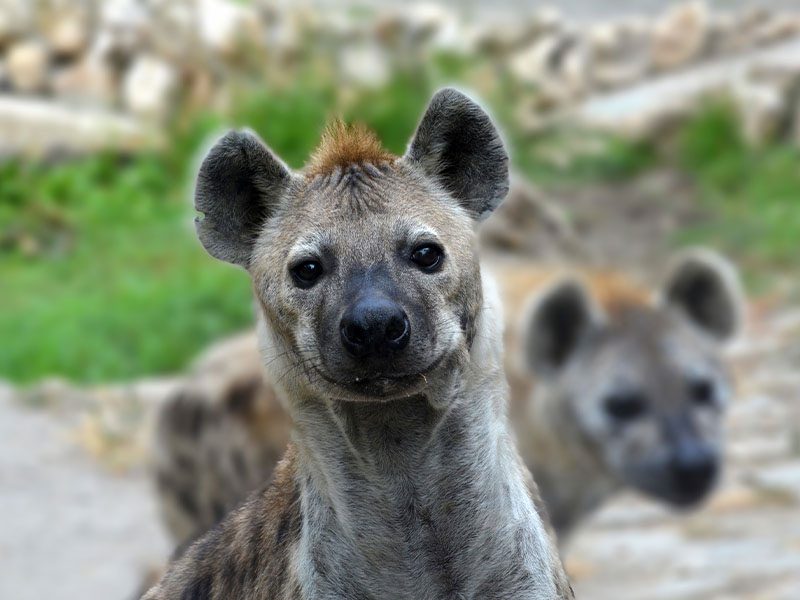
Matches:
[[266, 163, 475, 262]]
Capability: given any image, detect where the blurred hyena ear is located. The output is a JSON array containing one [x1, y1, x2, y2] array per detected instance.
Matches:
[[660, 249, 744, 342], [404, 88, 509, 220], [195, 130, 292, 268], [521, 279, 603, 377]]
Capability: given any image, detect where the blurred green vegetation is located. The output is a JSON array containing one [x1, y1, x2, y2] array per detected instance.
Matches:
[[674, 101, 800, 278], [1, 68, 798, 383]]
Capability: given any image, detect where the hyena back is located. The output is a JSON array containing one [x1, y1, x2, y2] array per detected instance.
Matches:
[[144, 88, 571, 599]]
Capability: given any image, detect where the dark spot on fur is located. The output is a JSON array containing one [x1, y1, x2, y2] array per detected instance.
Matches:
[[213, 501, 227, 523], [232, 449, 248, 480], [227, 377, 261, 413], [181, 572, 213, 600], [177, 486, 200, 518]]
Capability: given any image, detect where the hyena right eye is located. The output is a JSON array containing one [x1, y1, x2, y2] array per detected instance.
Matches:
[[290, 260, 324, 288], [604, 391, 647, 422], [410, 243, 444, 272]]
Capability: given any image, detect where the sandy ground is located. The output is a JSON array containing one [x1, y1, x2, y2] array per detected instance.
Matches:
[[0, 383, 170, 600]]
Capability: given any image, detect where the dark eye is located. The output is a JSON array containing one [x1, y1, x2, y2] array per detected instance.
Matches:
[[604, 391, 647, 421], [689, 377, 715, 407], [410, 244, 444, 272], [290, 260, 323, 288]]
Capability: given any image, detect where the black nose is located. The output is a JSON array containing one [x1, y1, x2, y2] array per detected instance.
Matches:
[[340, 294, 410, 358], [670, 445, 718, 503]]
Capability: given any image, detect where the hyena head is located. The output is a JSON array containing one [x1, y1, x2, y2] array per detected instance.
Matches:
[[522, 250, 743, 508], [194, 89, 508, 403]]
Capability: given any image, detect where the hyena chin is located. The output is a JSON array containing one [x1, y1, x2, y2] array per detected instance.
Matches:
[[507, 250, 743, 542], [144, 89, 572, 600]]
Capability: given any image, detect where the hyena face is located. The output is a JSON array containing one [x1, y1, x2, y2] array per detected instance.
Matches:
[[523, 251, 743, 507], [194, 89, 508, 403]]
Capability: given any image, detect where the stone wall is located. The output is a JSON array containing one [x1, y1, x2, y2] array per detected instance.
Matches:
[[1, 0, 800, 153]]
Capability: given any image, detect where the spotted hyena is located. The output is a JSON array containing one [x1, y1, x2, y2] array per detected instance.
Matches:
[[144, 88, 572, 599], [501, 249, 743, 540]]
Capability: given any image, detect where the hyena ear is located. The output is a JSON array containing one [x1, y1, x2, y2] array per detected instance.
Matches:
[[194, 130, 292, 268], [660, 249, 744, 342], [521, 279, 603, 377], [404, 87, 509, 220]]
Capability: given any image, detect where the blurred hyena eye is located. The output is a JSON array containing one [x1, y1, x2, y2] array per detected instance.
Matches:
[[604, 391, 647, 421], [290, 260, 323, 288], [410, 244, 444, 272], [689, 377, 715, 407]]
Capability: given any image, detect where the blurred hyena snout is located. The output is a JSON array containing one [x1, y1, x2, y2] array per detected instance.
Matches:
[[669, 443, 719, 504], [340, 292, 410, 359]]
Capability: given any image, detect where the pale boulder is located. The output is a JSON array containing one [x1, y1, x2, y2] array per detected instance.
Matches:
[[652, 1, 710, 71], [123, 55, 178, 120], [6, 39, 49, 93]]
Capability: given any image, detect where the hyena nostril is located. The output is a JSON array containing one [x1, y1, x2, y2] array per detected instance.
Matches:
[[385, 314, 410, 349], [340, 294, 410, 358]]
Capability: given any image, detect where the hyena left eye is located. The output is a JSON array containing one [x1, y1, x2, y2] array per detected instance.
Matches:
[[689, 378, 715, 406], [410, 244, 444, 272], [290, 260, 323, 288]]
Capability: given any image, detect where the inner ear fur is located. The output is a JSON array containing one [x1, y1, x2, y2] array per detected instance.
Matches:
[[660, 248, 744, 342], [404, 87, 509, 220], [521, 278, 603, 377], [194, 129, 292, 268]]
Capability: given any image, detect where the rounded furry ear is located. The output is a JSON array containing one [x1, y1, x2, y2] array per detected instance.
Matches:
[[194, 130, 292, 268], [404, 88, 509, 220], [521, 278, 603, 377], [660, 248, 744, 342]]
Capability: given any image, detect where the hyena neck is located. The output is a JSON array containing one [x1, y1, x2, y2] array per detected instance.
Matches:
[[522, 389, 621, 539], [283, 279, 565, 598]]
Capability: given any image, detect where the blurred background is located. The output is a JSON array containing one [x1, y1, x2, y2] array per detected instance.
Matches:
[[1, 0, 799, 598]]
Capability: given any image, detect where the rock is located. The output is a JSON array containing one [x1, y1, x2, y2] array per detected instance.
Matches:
[[339, 42, 390, 88], [6, 39, 49, 93], [509, 33, 588, 104], [122, 55, 178, 120], [96, 0, 150, 69], [198, 0, 263, 60], [588, 19, 652, 89], [52, 53, 117, 107], [0, 94, 157, 157], [751, 14, 800, 47], [733, 80, 787, 145], [0, 0, 31, 48], [652, 0, 710, 71], [42, 9, 89, 59], [474, 7, 562, 56]]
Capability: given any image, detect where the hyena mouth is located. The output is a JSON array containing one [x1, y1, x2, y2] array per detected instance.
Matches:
[[316, 354, 446, 400]]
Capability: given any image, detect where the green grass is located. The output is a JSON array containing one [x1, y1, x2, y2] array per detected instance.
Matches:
[[0, 70, 450, 384], [673, 102, 800, 282], [3, 76, 798, 384]]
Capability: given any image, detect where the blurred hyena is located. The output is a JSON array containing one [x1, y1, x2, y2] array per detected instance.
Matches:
[[153, 247, 742, 550], [145, 88, 571, 599], [499, 249, 743, 541]]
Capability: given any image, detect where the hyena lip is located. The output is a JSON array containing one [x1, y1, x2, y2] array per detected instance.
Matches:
[[315, 355, 445, 400]]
